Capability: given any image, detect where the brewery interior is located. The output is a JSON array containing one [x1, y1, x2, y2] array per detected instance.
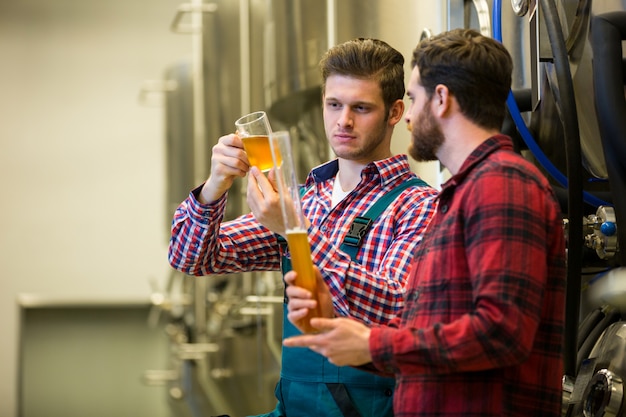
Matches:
[[2, 0, 626, 416]]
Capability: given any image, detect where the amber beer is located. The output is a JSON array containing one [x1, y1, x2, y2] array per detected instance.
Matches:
[[270, 130, 320, 332], [286, 228, 321, 333], [241, 135, 275, 172]]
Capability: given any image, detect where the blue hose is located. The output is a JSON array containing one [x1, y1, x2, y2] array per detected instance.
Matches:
[[491, 0, 609, 208]]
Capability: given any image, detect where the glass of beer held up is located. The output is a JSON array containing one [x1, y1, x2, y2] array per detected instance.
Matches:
[[235, 111, 280, 172], [269, 130, 321, 333]]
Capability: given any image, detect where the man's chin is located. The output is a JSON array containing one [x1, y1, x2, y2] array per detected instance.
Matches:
[[408, 142, 439, 163], [408, 145, 427, 163]]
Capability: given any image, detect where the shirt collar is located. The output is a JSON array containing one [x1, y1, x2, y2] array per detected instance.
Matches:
[[441, 134, 514, 191], [305, 154, 413, 189]]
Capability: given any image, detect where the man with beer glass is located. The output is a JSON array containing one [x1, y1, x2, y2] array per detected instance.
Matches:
[[168, 38, 437, 417]]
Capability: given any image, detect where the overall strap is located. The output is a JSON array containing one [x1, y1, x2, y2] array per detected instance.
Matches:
[[279, 177, 427, 272], [341, 177, 427, 260]]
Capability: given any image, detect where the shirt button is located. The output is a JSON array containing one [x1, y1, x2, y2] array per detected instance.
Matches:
[[440, 204, 448, 213], [384, 388, 393, 397]]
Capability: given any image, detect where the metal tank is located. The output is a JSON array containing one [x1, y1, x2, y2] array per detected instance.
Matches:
[[260, 0, 329, 181], [146, 2, 283, 416]]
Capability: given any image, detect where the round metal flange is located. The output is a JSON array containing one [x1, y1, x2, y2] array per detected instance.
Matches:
[[583, 369, 624, 417]]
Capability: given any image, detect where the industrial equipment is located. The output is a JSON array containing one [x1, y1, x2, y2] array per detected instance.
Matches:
[[489, 1, 626, 415]]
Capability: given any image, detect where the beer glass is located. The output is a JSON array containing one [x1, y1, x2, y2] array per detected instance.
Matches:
[[270, 130, 321, 333], [235, 111, 278, 172]]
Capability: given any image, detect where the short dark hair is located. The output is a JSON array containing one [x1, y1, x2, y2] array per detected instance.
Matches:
[[320, 38, 405, 113], [412, 28, 513, 130]]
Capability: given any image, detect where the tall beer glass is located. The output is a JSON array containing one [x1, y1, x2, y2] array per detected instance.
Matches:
[[270, 130, 321, 333]]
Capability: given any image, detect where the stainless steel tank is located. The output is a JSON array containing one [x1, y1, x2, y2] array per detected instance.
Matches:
[[261, 0, 329, 180], [154, 1, 332, 415]]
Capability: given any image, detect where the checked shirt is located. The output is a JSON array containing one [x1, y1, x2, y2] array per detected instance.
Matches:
[[369, 135, 567, 417]]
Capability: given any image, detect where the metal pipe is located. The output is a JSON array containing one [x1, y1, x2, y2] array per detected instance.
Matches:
[[539, 0, 584, 379], [239, 0, 250, 115], [327, 0, 336, 47], [191, 0, 208, 186]]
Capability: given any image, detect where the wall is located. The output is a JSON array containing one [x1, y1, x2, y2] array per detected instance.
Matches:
[[0, 0, 189, 415]]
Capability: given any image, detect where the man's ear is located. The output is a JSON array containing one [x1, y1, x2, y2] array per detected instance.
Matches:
[[388, 99, 405, 126], [432, 84, 452, 117]]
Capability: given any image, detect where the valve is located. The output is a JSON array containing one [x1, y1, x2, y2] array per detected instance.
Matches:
[[584, 206, 619, 259]]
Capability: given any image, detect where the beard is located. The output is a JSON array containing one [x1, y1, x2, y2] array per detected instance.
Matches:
[[407, 103, 445, 162]]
